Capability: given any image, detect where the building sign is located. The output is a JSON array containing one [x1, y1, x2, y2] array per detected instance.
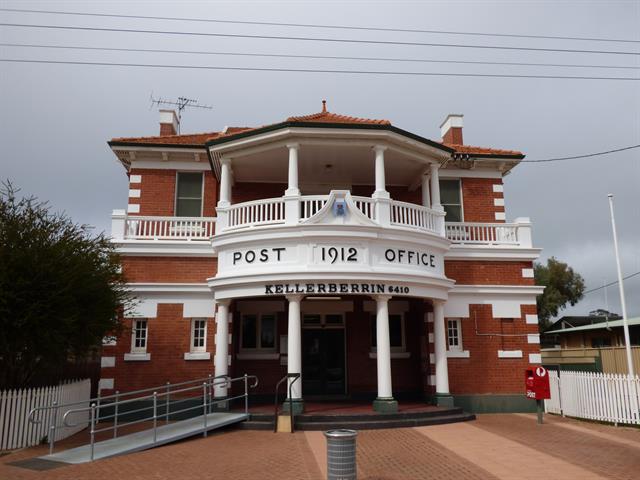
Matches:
[[264, 283, 410, 295]]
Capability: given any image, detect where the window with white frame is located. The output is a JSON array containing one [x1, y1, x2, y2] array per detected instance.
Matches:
[[131, 319, 148, 353], [175, 172, 203, 217], [190, 319, 207, 353], [241, 314, 276, 351], [439, 179, 463, 222], [447, 319, 462, 352], [370, 314, 405, 352]]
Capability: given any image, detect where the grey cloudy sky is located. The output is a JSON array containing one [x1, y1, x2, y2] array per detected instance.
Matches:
[[1, 0, 639, 319]]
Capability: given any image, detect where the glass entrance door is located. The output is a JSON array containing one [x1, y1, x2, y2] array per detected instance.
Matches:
[[302, 315, 346, 395]]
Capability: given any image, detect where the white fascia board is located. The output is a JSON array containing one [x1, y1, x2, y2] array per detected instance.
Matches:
[[439, 169, 503, 179], [451, 285, 545, 296], [114, 240, 216, 257], [445, 245, 542, 261], [128, 159, 211, 171], [112, 146, 208, 155], [127, 283, 212, 294]]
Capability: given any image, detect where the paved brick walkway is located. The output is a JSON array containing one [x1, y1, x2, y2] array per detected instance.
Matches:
[[1, 414, 638, 480]]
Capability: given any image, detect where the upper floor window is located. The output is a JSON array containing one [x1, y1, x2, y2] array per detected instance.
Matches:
[[440, 179, 462, 222], [176, 172, 203, 217], [241, 314, 276, 351]]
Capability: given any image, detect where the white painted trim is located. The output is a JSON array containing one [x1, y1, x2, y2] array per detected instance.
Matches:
[[100, 356, 115, 368], [128, 159, 211, 171], [429, 353, 435, 363], [129, 174, 142, 184], [183, 352, 211, 360], [525, 314, 539, 325], [452, 284, 545, 295], [528, 353, 542, 364], [428, 333, 434, 343], [127, 283, 211, 293], [446, 245, 542, 261], [368, 352, 411, 359], [236, 353, 280, 360], [492, 184, 504, 193], [99, 378, 114, 390], [439, 169, 503, 179], [124, 353, 151, 361], [429, 374, 436, 385], [128, 189, 141, 198], [522, 268, 534, 278], [427, 312, 434, 323], [527, 334, 540, 344], [446, 350, 470, 358], [493, 198, 505, 207], [494, 212, 506, 221], [127, 204, 140, 213], [115, 240, 217, 258], [498, 350, 523, 359]]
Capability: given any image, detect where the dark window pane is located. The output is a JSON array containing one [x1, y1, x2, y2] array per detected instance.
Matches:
[[390, 315, 402, 347], [440, 180, 461, 204], [370, 316, 376, 347], [326, 314, 342, 324], [261, 315, 275, 349], [242, 315, 257, 349], [443, 205, 462, 222], [303, 315, 321, 325], [176, 172, 203, 217], [176, 199, 202, 217]]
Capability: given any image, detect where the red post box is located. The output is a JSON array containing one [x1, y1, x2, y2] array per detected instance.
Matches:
[[525, 366, 550, 400]]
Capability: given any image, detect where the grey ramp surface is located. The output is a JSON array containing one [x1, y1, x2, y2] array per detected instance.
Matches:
[[40, 412, 248, 464]]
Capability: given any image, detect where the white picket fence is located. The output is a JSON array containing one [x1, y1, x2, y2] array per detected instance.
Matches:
[[545, 370, 640, 425], [0, 378, 91, 451]]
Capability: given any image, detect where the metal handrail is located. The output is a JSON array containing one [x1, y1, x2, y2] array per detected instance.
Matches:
[[273, 373, 301, 433], [28, 373, 258, 459]]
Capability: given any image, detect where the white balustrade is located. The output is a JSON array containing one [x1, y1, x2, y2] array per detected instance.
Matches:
[[124, 216, 216, 240], [445, 222, 519, 245], [389, 200, 440, 234], [300, 196, 329, 220], [352, 196, 376, 221], [225, 197, 285, 230]]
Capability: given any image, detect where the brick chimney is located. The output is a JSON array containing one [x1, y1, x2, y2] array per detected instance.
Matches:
[[440, 114, 464, 145], [159, 109, 179, 136]]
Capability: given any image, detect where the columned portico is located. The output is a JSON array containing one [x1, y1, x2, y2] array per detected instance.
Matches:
[[214, 299, 231, 399], [432, 300, 453, 407], [286, 294, 304, 413], [373, 294, 398, 413]]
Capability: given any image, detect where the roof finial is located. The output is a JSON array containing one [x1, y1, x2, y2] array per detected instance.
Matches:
[[322, 99, 327, 113]]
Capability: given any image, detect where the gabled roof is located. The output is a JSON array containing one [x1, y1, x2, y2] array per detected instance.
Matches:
[[444, 143, 524, 159], [286, 108, 391, 125], [109, 127, 252, 148]]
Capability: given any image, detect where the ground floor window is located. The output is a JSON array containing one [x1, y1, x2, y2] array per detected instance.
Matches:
[[131, 319, 148, 353], [447, 318, 462, 351], [370, 314, 405, 351], [190, 319, 207, 352], [241, 314, 276, 351]]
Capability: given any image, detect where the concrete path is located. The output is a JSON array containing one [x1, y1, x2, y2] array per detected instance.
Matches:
[[1, 414, 638, 479]]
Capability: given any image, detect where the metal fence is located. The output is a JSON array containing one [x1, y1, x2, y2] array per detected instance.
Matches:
[[0, 379, 91, 451], [545, 370, 640, 425]]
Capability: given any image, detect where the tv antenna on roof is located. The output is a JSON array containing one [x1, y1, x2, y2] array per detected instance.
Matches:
[[149, 93, 213, 133]]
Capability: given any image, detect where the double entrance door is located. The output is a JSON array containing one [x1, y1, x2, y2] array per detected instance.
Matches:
[[302, 314, 346, 396]]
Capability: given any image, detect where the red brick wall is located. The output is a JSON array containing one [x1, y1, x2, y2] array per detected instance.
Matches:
[[127, 168, 217, 217], [461, 178, 504, 222], [122, 257, 217, 283], [445, 261, 534, 285], [101, 304, 216, 395], [446, 304, 540, 395]]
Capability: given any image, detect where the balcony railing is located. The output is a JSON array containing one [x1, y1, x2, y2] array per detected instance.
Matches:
[[445, 220, 532, 247], [111, 214, 216, 241]]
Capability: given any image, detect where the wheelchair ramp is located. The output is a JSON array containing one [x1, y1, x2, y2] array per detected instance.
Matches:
[[40, 412, 248, 464]]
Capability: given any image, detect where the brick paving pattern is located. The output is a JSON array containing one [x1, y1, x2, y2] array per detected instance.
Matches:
[[0, 414, 639, 480]]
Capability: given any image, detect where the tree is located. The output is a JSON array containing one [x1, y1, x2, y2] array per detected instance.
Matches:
[[0, 183, 132, 389], [534, 257, 585, 330]]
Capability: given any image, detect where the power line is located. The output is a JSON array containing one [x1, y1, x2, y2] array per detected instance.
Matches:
[[2, 58, 639, 81], [1, 23, 640, 57], [584, 271, 640, 295], [3, 42, 639, 71], [1, 7, 638, 45], [523, 145, 640, 163]]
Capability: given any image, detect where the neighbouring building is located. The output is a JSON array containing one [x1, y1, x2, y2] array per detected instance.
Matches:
[[100, 102, 544, 413]]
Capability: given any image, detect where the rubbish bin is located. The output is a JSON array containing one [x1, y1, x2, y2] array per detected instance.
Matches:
[[324, 429, 358, 480]]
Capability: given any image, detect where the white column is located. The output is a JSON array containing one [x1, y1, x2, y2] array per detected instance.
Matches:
[[285, 143, 300, 196], [219, 158, 232, 207], [432, 300, 450, 395], [429, 163, 442, 210], [421, 174, 431, 208], [375, 295, 393, 399], [214, 299, 231, 398], [372, 146, 389, 199], [286, 294, 303, 400]]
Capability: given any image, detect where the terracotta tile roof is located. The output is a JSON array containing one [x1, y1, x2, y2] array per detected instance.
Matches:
[[109, 127, 252, 146], [444, 143, 524, 157], [286, 110, 391, 125]]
